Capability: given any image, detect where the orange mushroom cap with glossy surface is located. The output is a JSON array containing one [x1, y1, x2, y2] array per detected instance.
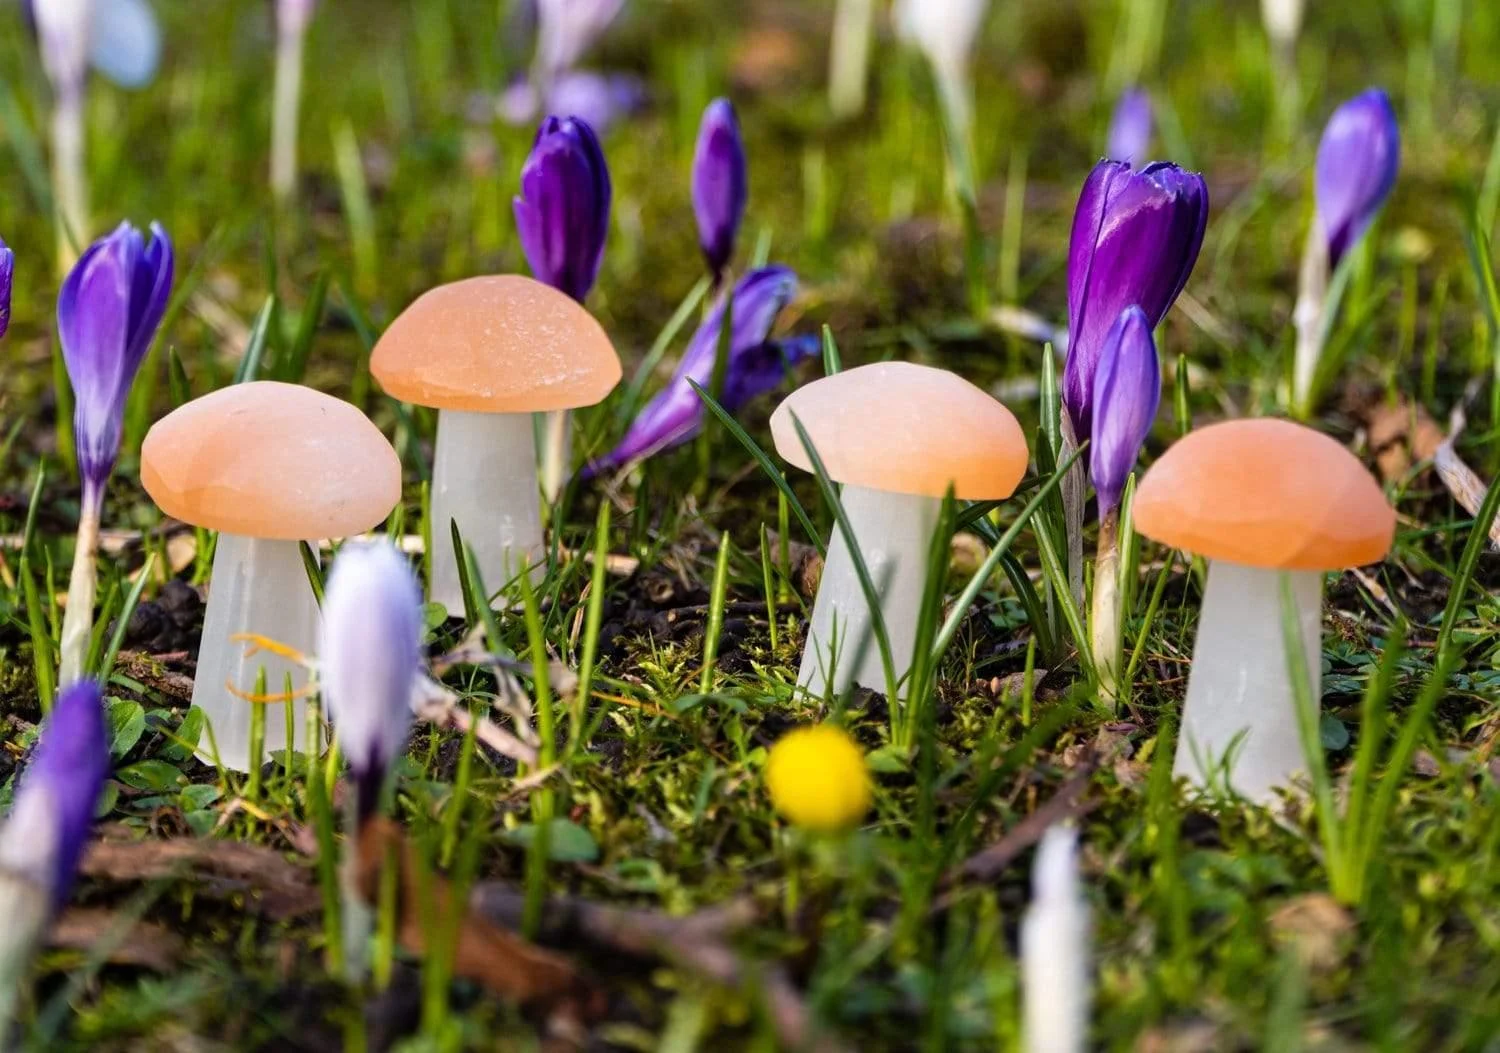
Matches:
[[141, 381, 402, 540], [1132, 418, 1394, 570], [370, 275, 621, 413], [769, 362, 1029, 500]]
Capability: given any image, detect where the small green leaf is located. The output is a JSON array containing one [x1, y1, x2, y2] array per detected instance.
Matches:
[[115, 760, 187, 792], [159, 708, 205, 762], [504, 819, 600, 863], [1319, 714, 1350, 751], [180, 784, 223, 810], [865, 745, 910, 774], [107, 699, 146, 758]]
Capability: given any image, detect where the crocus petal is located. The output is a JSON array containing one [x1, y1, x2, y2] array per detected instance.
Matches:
[[0, 679, 108, 911], [277, 0, 316, 36], [545, 71, 644, 133], [513, 115, 611, 303], [1106, 88, 1152, 166], [894, 0, 989, 96], [1090, 306, 1160, 516], [0, 239, 13, 340], [691, 98, 748, 280], [89, 0, 160, 89], [59, 221, 174, 503], [33, 0, 92, 101], [318, 540, 424, 821], [535, 0, 624, 78], [586, 266, 807, 474], [1063, 160, 1206, 439], [1314, 89, 1399, 269]]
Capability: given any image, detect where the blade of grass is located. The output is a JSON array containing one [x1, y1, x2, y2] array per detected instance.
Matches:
[[233, 296, 278, 384]]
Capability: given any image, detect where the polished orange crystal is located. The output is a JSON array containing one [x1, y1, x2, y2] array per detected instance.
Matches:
[[370, 274, 621, 413], [140, 381, 401, 540], [769, 362, 1029, 500], [1133, 418, 1395, 570]]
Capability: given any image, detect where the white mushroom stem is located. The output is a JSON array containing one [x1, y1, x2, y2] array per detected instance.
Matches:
[[538, 409, 571, 505], [1021, 825, 1090, 1053], [194, 533, 318, 772], [1174, 560, 1323, 801], [429, 409, 544, 615], [798, 484, 940, 699]]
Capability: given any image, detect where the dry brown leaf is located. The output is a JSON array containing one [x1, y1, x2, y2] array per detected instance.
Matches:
[[1269, 893, 1355, 971], [50, 908, 185, 971]]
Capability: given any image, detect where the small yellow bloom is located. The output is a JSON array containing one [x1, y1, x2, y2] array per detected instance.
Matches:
[[765, 724, 872, 832]]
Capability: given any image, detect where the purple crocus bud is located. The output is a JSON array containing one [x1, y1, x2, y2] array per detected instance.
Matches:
[[692, 98, 748, 282], [0, 238, 13, 340], [318, 540, 423, 823], [59, 220, 174, 515], [1106, 88, 1152, 166], [513, 116, 611, 304], [535, 0, 625, 78], [1090, 306, 1160, 516], [586, 266, 811, 474], [1064, 160, 1206, 440], [0, 679, 108, 911], [1314, 89, 1399, 269]]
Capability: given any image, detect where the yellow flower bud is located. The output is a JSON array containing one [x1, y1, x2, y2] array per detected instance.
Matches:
[[765, 724, 872, 832]]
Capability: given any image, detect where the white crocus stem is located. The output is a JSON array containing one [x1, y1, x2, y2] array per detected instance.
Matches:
[[429, 409, 544, 615], [1174, 560, 1323, 802], [339, 793, 371, 983], [1291, 215, 1329, 417], [51, 93, 88, 269], [1059, 419, 1087, 612], [1021, 825, 1090, 1053], [798, 484, 940, 699], [0, 873, 49, 1042], [270, 16, 306, 200], [1088, 509, 1121, 701], [539, 408, 571, 506], [57, 509, 101, 686], [828, 0, 873, 119], [193, 533, 319, 772]]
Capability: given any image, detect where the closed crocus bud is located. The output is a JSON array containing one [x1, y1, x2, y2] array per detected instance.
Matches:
[[1260, 0, 1303, 52], [514, 116, 611, 304], [535, 0, 624, 78], [1064, 161, 1206, 440], [1090, 306, 1160, 517], [0, 237, 13, 340], [692, 98, 748, 281], [33, 0, 92, 102], [88, 0, 160, 88], [1315, 89, 1400, 269], [59, 220, 173, 515], [894, 0, 989, 116], [1106, 88, 1152, 167], [0, 680, 108, 912], [765, 724, 872, 833], [586, 266, 810, 474], [318, 540, 424, 822], [277, 0, 316, 37]]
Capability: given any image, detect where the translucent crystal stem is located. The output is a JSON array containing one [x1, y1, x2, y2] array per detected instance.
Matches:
[[1174, 560, 1323, 801], [428, 409, 544, 614], [193, 533, 318, 772], [798, 485, 941, 699]]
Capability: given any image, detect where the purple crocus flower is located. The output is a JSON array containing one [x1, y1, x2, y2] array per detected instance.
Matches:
[[1314, 89, 1399, 269], [692, 99, 748, 282], [0, 679, 108, 911], [1090, 306, 1160, 515], [59, 221, 174, 514], [586, 266, 812, 474], [1106, 88, 1152, 166], [1063, 160, 1206, 440], [318, 540, 423, 823], [514, 116, 611, 304], [535, 0, 625, 78], [0, 238, 13, 340]]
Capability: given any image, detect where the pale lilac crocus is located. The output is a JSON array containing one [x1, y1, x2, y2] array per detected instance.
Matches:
[[57, 221, 174, 685], [498, 71, 645, 135], [1106, 89, 1152, 167], [692, 99, 748, 283], [535, 0, 624, 79], [33, 0, 92, 267], [318, 538, 423, 981], [586, 266, 810, 476], [1088, 307, 1160, 695], [0, 678, 108, 1031]]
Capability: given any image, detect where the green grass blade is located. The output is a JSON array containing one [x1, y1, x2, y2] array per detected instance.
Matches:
[[1434, 470, 1500, 660], [821, 324, 843, 375], [233, 296, 278, 384]]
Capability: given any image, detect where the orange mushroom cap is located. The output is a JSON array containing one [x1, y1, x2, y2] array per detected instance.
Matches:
[[140, 381, 401, 540], [769, 362, 1029, 500], [369, 275, 621, 413], [1132, 418, 1395, 570]]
